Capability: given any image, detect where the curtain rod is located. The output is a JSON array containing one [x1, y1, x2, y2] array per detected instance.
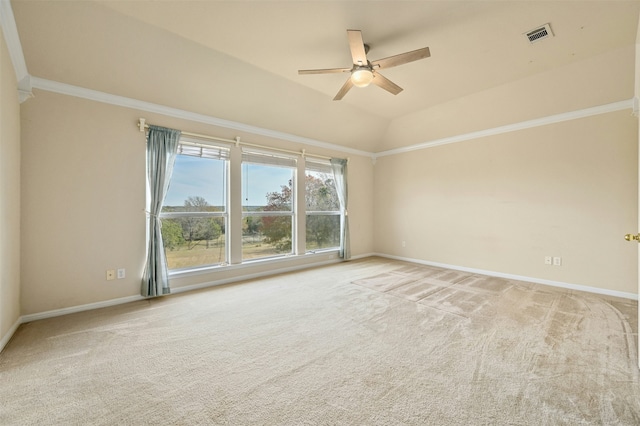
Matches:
[[138, 118, 339, 162]]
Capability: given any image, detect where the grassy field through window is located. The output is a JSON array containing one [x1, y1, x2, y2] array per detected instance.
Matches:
[[164, 233, 294, 270]]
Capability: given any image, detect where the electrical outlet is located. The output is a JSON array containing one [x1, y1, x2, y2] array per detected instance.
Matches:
[[117, 268, 126, 279], [553, 257, 562, 266], [402, 240, 406, 247], [544, 256, 552, 265], [106, 270, 115, 281]]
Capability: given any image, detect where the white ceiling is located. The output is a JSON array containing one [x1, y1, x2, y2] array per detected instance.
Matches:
[[100, 0, 640, 119], [10, 1, 640, 152]]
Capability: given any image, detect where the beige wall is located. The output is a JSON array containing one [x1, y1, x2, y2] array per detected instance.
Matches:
[[17, 84, 638, 316], [374, 110, 638, 293], [13, 8, 639, 317], [20, 90, 374, 315], [0, 30, 21, 343]]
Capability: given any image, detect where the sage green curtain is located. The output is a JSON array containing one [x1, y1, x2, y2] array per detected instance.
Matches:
[[142, 125, 181, 297], [330, 158, 351, 260]]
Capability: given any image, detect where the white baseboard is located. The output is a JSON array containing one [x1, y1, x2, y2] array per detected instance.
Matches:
[[349, 252, 377, 261], [7, 252, 633, 354], [373, 253, 638, 301], [0, 317, 22, 354], [20, 294, 146, 324], [18, 255, 344, 325]]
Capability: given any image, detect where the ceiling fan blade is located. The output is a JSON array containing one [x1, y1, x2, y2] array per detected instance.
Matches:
[[371, 72, 403, 95], [333, 77, 354, 101], [347, 30, 368, 65], [372, 47, 431, 70], [298, 67, 351, 75]]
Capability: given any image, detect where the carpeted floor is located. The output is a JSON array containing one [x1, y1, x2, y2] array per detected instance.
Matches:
[[1, 257, 639, 425]]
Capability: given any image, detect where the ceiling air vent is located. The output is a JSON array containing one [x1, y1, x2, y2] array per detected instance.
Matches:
[[525, 23, 553, 44]]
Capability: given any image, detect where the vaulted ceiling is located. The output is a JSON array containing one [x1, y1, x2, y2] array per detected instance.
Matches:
[[10, 1, 640, 153]]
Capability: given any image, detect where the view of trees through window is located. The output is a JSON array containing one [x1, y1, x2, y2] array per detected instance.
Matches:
[[242, 161, 294, 260], [161, 196, 226, 270], [160, 148, 227, 270], [159, 145, 341, 271], [305, 168, 340, 252]]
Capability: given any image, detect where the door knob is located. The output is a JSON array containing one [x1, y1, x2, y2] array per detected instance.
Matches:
[[624, 233, 640, 242]]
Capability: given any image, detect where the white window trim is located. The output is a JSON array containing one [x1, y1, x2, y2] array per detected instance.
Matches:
[[160, 137, 230, 268], [162, 139, 344, 273], [304, 159, 341, 253]]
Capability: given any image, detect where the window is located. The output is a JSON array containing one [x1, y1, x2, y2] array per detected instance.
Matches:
[[305, 159, 340, 252], [156, 134, 345, 272], [242, 150, 296, 260], [160, 140, 229, 270]]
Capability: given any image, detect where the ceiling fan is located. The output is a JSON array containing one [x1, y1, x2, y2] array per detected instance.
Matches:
[[298, 29, 431, 101]]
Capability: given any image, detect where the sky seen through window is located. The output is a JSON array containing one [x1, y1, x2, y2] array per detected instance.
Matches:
[[164, 155, 293, 208]]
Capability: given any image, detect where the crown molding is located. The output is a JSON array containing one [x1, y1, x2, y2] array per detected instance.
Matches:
[[2, 0, 636, 155], [374, 99, 635, 159], [28, 76, 634, 160], [0, 0, 32, 102], [17, 74, 33, 103], [30, 77, 374, 159]]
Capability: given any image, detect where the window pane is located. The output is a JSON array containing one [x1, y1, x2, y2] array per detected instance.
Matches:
[[305, 170, 339, 212], [161, 217, 226, 269], [305, 163, 340, 252], [242, 163, 293, 212], [164, 155, 226, 213], [242, 215, 292, 260], [306, 214, 340, 251]]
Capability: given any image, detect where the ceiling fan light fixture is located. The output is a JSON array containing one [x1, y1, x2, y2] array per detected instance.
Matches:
[[298, 29, 430, 100], [351, 68, 374, 87]]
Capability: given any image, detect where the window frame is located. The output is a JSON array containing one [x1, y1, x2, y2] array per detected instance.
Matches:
[[304, 159, 341, 253], [159, 138, 231, 270], [158, 139, 344, 274], [241, 149, 297, 261]]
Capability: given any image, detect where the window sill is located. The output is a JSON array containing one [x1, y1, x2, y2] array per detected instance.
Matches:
[[168, 249, 340, 279]]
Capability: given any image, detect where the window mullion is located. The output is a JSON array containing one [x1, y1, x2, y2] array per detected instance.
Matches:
[[242, 211, 293, 217], [305, 211, 340, 216], [296, 157, 306, 255], [160, 212, 226, 218], [229, 144, 243, 265]]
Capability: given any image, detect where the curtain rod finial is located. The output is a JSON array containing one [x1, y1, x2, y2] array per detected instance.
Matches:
[[138, 118, 146, 132]]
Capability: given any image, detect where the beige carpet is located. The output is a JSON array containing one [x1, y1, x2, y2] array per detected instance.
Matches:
[[1, 257, 639, 425]]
